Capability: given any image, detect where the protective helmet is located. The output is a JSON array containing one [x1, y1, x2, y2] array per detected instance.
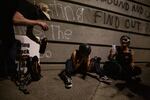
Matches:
[[79, 43, 91, 56], [120, 35, 130, 45]]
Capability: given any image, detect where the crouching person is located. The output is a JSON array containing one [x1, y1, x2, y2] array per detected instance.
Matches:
[[59, 43, 91, 88], [59, 43, 109, 88]]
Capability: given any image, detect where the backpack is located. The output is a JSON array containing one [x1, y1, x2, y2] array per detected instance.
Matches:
[[28, 56, 42, 81], [90, 56, 102, 73]]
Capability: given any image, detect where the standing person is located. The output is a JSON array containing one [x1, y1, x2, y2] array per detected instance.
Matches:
[[16, 1, 50, 44], [36, 2, 51, 21], [59, 43, 108, 88], [0, 0, 48, 79], [107, 35, 141, 81]]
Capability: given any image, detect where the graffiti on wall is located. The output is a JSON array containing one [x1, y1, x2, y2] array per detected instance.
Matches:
[[94, 11, 141, 31], [70, 0, 150, 20], [32, 0, 150, 34], [50, 24, 72, 40], [47, 0, 150, 34], [48, 0, 84, 22]]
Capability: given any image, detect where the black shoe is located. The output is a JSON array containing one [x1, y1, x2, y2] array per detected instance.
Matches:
[[58, 71, 72, 88], [99, 76, 112, 84], [21, 89, 30, 94], [65, 76, 72, 89]]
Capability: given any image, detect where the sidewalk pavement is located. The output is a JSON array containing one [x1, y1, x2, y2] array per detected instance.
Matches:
[[0, 64, 150, 100]]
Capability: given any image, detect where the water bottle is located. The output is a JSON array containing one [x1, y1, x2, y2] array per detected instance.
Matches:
[[112, 45, 116, 55]]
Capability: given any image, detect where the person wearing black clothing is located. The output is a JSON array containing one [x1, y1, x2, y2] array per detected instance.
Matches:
[[59, 44, 92, 88], [107, 35, 141, 81], [0, 0, 48, 78], [59, 43, 109, 88], [17, 0, 50, 44], [16, 1, 49, 54]]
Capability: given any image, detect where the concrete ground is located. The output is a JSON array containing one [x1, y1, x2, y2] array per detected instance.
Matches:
[[0, 64, 150, 100]]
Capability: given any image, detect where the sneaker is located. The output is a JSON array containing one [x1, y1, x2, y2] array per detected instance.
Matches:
[[101, 76, 109, 80], [65, 76, 72, 88], [99, 76, 112, 83], [58, 71, 73, 88]]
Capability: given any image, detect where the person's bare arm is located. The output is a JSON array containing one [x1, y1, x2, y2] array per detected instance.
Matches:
[[13, 11, 48, 31], [86, 55, 91, 71], [71, 51, 80, 69], [108, 48, 116, 60]]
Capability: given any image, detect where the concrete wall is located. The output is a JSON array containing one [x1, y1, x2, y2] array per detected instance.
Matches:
[[15, 0, 150, 67]]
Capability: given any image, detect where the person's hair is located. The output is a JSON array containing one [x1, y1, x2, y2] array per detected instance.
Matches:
[[37, 2, 49, 12], [79, 43, 91, 56], [120, 35, 130, 45]]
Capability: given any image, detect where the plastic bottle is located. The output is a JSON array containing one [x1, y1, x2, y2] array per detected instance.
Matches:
[[112, 44, 116, 55]]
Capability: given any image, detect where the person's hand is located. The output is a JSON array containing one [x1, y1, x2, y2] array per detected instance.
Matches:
[[38, 21, 49, 31], [37, 38, 41, 45]]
